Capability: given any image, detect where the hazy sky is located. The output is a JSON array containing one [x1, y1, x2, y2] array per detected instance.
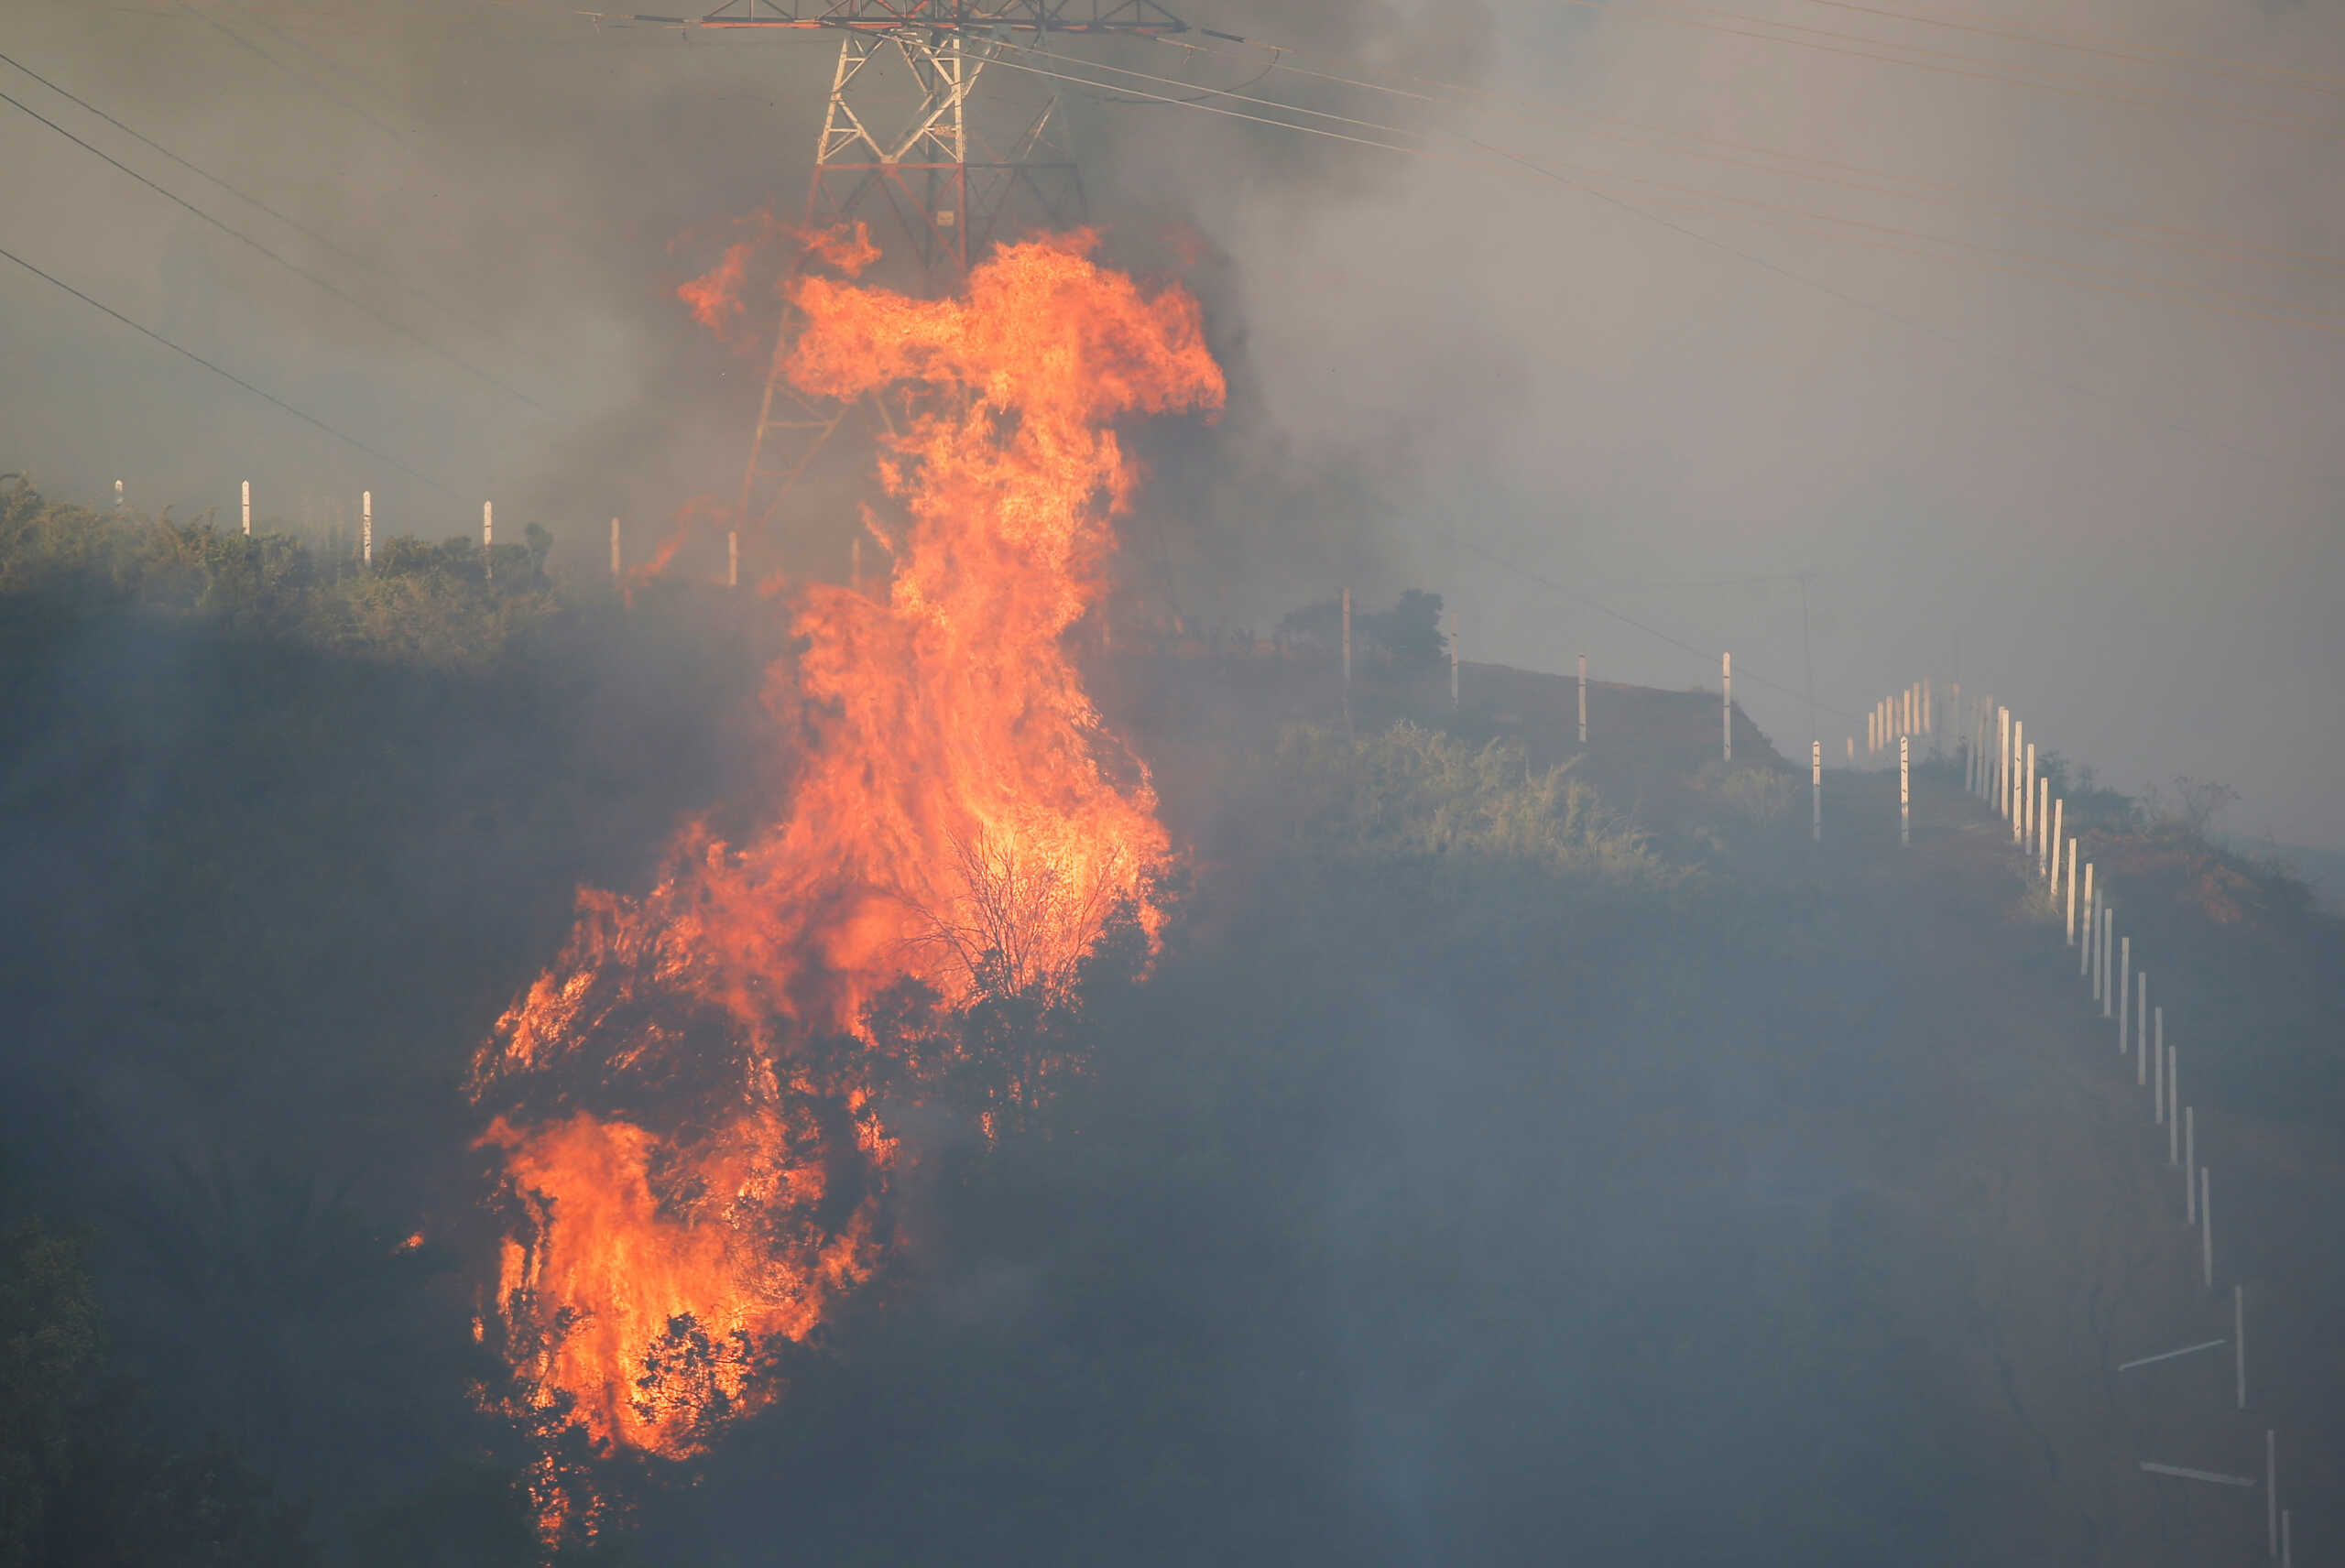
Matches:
[[3, 0, 2340, 844]]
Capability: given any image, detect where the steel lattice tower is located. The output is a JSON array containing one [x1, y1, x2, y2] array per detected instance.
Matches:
[[696, 1, 1187, 569]]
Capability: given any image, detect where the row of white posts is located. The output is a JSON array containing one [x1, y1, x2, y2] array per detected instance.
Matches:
[[1863, 677, 1936, 761], [187, 483, 752, 591], [1973, 692, 2294, 1564], [1319, 627, 1738, 753], [1857, 678, 1948, 847]]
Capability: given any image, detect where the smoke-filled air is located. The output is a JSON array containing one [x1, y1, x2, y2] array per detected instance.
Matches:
[[2, 0, 2341, 1564]]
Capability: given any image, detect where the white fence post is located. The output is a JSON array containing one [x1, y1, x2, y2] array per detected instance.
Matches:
[[2186, 1105, 2197, 1223], [483, 500, 494, 581], [2066, 839, 2078, 942], [1998, 707, 2010, 812], [2092, 892, 2104, 998], [2136, 972, 2148, 1083], [2014, 724, 2028, 842], [2154, 1007, 2165, 1125], [2201, 1167, 2213, 1287], [2033, 779, 2044, 874], [1900, 734, 1910, 847], [2082, 864, 2095, 976], [2236, 1283, 2247, 1410], [2168, 1046, 2180, 1164], [2119, 935, 2131, 1051], [2267, 1430, 2277, 1557], [361, 490, 372, 566], [2023, 738, 2035, 844], [2000, 709, 2012, 819], [241, 479, 251, 537], [2110, 909, 2129, 1021]]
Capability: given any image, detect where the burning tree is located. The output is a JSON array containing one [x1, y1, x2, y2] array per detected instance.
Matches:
[[468, 233, 1224, 1500]]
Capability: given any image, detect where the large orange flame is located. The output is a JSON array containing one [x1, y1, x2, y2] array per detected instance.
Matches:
[[474, 233, 1224, 1466]]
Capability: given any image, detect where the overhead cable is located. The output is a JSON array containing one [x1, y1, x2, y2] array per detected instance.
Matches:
[[0, 52, 571, 376], [171, 0, 415, 146], [990, 42, 2345, 334], [984, 47, 2330, 481], [1451, 532, 1858, 721], [1537, 0, 2339, 138], [0, 241, 453, 495], [1794, 0, 2345, 95], [0, 87, 551, 411], [1198, 5, 2334, 140], [1156, 33, 2345, 279]]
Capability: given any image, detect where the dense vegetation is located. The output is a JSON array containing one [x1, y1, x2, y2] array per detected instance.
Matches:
[[4, 481, 2340, 1563], [0, 483, 749, 1562]]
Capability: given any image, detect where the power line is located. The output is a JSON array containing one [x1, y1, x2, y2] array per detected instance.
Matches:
[[1793, 0, 2345, 96], [997, 38, 2339, 480], [1140, 30, 2345, 479], [0, 241, 453, 495], [994, 42, 2345, 334], [1156, 32, 2345, 280], [1451, 532, 1859, 721], [1192, 6, 2332, 140], [1545, 0, 2340, 139], [236, 6, 419, 125], [170, 0, 415, 147], [0, 86, 551, 412], [0, 52, 572, 377], [1018, 35, 2345, 478]]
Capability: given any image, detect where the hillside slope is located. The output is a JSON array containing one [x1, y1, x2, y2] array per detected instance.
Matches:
[[4, 492, 2335, 1563]]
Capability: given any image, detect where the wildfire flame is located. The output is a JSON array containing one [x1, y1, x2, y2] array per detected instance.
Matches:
[[474, 232, 1224, 1467]]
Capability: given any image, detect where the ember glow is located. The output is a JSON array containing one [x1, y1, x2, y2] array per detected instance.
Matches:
[[473, 233, 1225, 1464]]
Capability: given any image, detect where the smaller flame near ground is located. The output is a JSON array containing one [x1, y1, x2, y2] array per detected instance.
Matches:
[[472, 232, 1225, 1488]]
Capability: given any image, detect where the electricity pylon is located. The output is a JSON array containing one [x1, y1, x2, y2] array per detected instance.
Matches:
[[700, 0, 1188, 570]]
